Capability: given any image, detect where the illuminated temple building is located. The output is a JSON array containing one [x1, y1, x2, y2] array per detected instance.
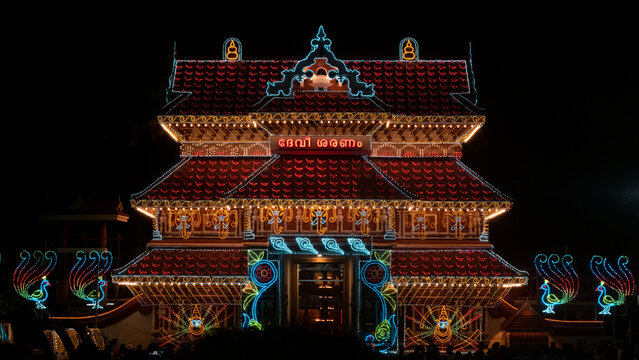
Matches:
[[112, 27, 530, 351]]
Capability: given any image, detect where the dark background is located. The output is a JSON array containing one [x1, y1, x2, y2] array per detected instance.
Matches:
[[5, 3, 638, 275]]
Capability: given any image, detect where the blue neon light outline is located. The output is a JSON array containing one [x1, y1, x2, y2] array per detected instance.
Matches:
[[321, 238, 344, 255], [295, 237, 318, 254], [163, 56, 479, 118], [222, 38, 242, 61], [590, 255, 634, 315], [245, 259, 278, 327], [70, 250, 113, 309], [269, 236, 292, 254], [398, 37, 419, 60], [360, 258, 396, 351], [14, 250, 57, 310], [347, 238, 370, 255], [26, 278, 50, 309], [595, 281, 616, 315], [265, 26, 374, 98]]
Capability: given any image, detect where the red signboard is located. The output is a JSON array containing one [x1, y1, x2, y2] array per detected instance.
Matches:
[[271, 136, 371, 154]]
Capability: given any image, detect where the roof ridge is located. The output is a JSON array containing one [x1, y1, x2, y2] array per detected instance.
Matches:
[[363, 155, 415, 200], [455, 159, 512, 202], [130, 157, 191, 202], [224, 155, 281, 199]]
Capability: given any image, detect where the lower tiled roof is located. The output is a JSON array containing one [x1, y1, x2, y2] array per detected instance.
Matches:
[[231, 155, 407, 199], [370, 158, 509, 202], [391, 250, 526, 278], [132, 155, 509, 204], [113, 249, 247, 277]]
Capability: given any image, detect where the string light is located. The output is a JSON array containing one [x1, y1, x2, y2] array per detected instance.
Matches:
[[13, 250, 57, 309], [590, 255, 635, 315], [69, 250, 113, 309], [534, 254, 579, 314]]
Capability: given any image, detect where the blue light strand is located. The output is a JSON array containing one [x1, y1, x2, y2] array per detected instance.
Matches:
[[347, 238, 370, 255], [321, 238, 344, 255], [269, 236, 292, 254], [360, 258, 396, 351], [295, 237, 318, 255], [266, 26, 374, 98], [243, 258, 278, 330]]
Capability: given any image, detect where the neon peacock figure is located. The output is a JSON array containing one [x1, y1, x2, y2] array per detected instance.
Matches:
[[534, 254, 579, 314], [590, 255, 635, 315], [13, 250, 57, 309], [69, 250, 113, 309]]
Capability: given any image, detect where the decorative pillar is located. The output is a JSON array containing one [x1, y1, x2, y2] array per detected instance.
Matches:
[[244, 207, 255, 240], [384, 207, 396, 240]]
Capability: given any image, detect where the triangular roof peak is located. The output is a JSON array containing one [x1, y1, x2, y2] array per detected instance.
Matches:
[[265, 26, 374, 98]]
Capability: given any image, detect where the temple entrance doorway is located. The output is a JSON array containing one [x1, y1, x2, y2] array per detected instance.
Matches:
[[288, 256, 353, 335]]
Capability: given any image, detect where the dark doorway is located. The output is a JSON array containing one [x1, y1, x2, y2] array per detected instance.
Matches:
[[295, 259, 346, 335]]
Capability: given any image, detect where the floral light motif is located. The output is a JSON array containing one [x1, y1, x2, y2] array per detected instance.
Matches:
[[361, 251, 397, 352], [69, 250, 113, 309], [406, 306, 481, 352], [590, 255, 635, 315], [13, 250, 57, 309], [242, 251, 278, 330], [534, 254, 579, 314]]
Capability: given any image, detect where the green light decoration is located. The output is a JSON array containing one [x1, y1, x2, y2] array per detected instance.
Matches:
[[405, 306, 481, 353], [69, 250, 113, 309], [13, 250, 57, 309], [360, 250, 397, 353], [158, 305, 231, 346], [242, 250, 277, 330], [590, 255, 635, 315], [534, 254, 579, 314]]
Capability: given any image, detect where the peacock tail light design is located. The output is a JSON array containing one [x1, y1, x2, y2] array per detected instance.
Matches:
[[13, 250, 57, 309], [590, 255, 635, 315], [158, 305, 231, 347], [69, 250, 113, 309], [534, 254, 579, 314], [405, 306, 481, 353]]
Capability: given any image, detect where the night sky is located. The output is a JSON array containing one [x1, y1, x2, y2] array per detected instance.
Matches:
[[6, 4, 638, 273]]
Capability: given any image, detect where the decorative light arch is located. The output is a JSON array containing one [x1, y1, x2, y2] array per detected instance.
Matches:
[[223, 37, 242, 61], [399, 37, 419, 61]]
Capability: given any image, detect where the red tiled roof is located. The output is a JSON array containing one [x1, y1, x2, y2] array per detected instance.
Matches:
[[113, 249, 247, 277], [231, 155, 407, 200], [132, 157, 269, 201], [391, 250, 526, 278], [167, 60, 473, 116], [132, 156, 509, 203], [369, 158, 509, 202]]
